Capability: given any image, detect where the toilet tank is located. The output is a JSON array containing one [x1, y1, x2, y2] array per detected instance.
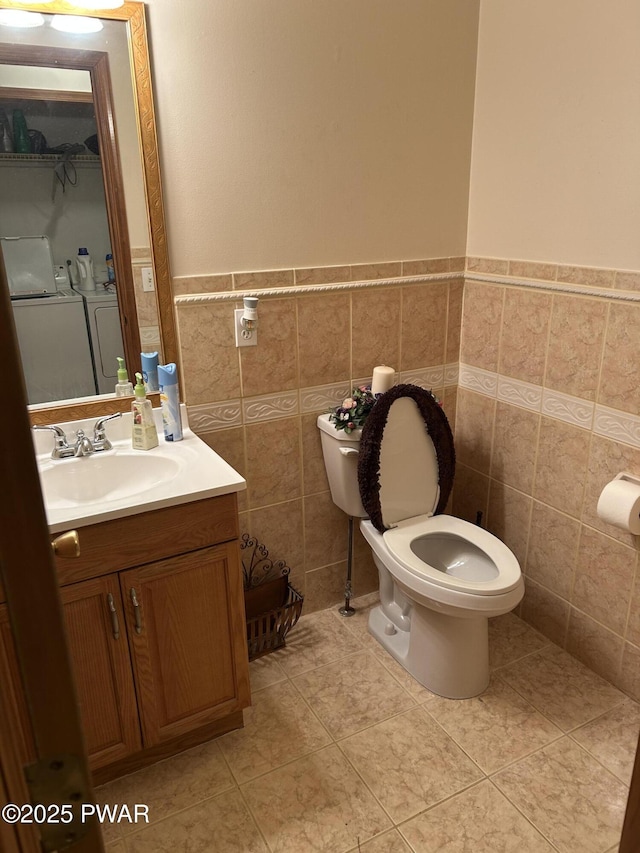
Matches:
[[317, 414, 367, 518]]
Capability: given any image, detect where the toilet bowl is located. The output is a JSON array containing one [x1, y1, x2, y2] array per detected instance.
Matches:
[[317, 384, 524, 699]]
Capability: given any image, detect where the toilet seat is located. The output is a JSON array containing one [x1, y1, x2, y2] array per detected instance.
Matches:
[[383, 513, 521, 596]]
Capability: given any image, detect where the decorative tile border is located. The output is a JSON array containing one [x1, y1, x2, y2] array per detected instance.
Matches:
[[459, 362, 640, 449], [466, 268, 640, 304], [187, 400, 242, 431], [399, 366, 444, 389], [188, 365, 640, 450], [593, 405, 640, 447], [174, 272, 462, 305], [444, 362, 459, 386], [459, 364, 498, 397], [497, 376, 542, 412], [243, 391, 299, 423], [139, 325, 160, 346], [542, 389, 595, 430], [468, 256, 640, 293], [189, 367, 460, 432], [174, 255, 640, 306], [300, 382, 351, 414]]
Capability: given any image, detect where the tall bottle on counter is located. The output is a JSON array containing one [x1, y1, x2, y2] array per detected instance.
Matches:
[[158, 363, 183, 442], [131, 373, 159, 451], [76, 248, 96, 291], [141, 351, 159, 392]]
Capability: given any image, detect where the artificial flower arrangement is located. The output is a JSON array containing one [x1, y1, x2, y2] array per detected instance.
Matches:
[[329, 384, 442, 434], [329, 385, 378, 434]]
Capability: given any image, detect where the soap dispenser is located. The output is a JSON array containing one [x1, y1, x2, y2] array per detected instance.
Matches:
[[132, 373, 159, 450], [115, 357, 134, 397]]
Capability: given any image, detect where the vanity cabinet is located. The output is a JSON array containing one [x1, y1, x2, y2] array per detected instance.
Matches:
[[59, 576, 141, 770], [119, 543, 244, 746], [0, 493, 250, 782]]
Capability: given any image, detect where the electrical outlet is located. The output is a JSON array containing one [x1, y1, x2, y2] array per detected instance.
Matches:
[[234, 308, 258, 347], [141, 267, 155, 292]]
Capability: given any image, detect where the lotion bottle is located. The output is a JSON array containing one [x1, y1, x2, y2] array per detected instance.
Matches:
[[132, 373, 159, 450], [115, 357, 134, 396], [158, 362, 183, 441]]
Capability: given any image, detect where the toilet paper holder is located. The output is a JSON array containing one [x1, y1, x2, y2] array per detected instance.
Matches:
[[596, 471, 640, 535], [609, 471, 640, 488]]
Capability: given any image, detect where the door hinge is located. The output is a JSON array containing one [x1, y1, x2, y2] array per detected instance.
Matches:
[[24, 753, 91, 851]]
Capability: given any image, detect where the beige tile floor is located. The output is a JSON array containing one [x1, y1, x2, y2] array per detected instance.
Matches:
[[99, 593, 639, 852]]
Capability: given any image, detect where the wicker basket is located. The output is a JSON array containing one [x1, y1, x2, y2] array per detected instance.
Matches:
[[241, 534, 304, 661], [245, 582, 304, 661]]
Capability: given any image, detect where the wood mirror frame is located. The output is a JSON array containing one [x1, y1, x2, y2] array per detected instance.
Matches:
[[0, 0, 177, 426]]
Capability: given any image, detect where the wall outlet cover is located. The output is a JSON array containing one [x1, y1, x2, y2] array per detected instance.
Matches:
[[141, 267, 155, 292], [234, 308, 258, 347]]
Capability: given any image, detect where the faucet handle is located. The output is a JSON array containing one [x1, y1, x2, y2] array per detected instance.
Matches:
[[93, 411, 122, 449], [33, 424, 69, 457]]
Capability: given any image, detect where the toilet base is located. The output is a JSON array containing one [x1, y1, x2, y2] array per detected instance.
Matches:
[[369, 602, 490, 699]]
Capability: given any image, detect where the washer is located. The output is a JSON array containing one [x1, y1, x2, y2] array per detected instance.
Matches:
[[75, 283, 125, 394], [3, 236, 97, 404]]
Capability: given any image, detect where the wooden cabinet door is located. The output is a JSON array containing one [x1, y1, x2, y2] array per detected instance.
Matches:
[[60, 577, 141, 770], [120, 542, 250, 746]]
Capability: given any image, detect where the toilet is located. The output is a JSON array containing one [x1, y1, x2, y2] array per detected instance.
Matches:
[[317, 384, 524, 699]]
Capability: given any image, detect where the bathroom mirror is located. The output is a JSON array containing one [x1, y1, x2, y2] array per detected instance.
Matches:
[[0, 0, 177, 425]]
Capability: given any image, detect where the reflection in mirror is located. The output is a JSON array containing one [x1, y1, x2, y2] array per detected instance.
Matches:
[[1, 61, 128, 403], [0, 0, 177, 425]]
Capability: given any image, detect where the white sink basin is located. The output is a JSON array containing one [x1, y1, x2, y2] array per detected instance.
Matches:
[[34, 415, 246, 533], [40, 452, 182, 508]]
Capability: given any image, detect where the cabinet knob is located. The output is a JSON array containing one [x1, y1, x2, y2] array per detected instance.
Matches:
[[50, 530, 80, 559]]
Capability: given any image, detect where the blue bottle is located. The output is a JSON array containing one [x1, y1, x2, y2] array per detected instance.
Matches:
[[158, 363, 182, 441], [141, 351, 159, 392]]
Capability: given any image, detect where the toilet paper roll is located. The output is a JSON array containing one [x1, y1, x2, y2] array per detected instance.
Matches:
[[596, 478, 640, 535], [371, 365, 395, 396]]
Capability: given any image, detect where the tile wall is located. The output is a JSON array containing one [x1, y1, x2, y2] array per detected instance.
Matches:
[[173, 259, 464, 612], [455, 256, 640, 702], [172, 253, 640, 703]]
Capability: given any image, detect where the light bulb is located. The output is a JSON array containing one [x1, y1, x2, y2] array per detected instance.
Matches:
[[50, 14, 103, 33], [0, 9, 44, 27], [69, 0, 124, 9]]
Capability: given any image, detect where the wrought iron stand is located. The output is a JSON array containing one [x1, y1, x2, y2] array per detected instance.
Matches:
[[338, 516, 356, 617]]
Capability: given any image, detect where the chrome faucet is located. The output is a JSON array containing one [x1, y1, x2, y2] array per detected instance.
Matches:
[[32, 424, 73, 459], [73, 429, 94, 457], [92, 412, 122, 451], [34, 412, 123, 459]]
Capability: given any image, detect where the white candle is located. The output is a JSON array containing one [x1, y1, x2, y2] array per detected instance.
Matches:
[[371, 365, 395, 395]]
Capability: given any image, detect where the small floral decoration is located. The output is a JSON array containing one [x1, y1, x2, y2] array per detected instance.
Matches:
[[329, 385, 380, 434], [329, 385, 377, 434], [329, 384, 442, 434]]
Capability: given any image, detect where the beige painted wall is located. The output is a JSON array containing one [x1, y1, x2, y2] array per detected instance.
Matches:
[[467, 0, 640, 270], [145, 0, 479, 276], [462, 2, 640, 701]]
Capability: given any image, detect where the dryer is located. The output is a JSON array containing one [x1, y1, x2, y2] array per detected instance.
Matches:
[[3, 236, 96, 404], [76, 283, 125, 394]]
